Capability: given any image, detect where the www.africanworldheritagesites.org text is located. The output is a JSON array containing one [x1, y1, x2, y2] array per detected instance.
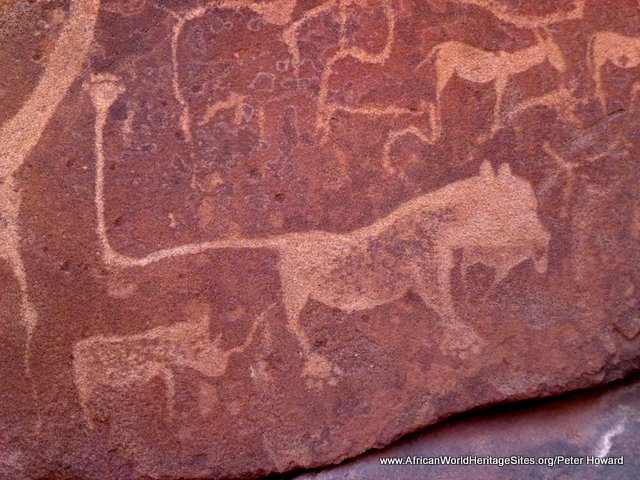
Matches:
[[379, 455, 624, 467]]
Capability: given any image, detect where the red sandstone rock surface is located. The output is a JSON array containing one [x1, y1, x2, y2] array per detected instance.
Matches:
[[296, 374, 640, 480], [0, 0, 639, 478]]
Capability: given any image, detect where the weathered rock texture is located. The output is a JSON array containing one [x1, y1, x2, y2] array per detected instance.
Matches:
[[297, 373, 640, 480], [0, 0, 639, 478]]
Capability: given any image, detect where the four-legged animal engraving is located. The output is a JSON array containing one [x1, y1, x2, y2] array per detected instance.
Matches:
[[0, 0, 629, 437], [420, 30, 566, 137], [88, 72, 551, 382], [589, 31, 640, 111], [73, 305, 273, 428], [451, 0, 585, 30]]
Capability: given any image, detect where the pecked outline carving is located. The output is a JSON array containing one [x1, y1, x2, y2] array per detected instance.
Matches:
[[73, 303, 275, 427], [589, 31, 640, 111], [0, 0, 585, 429], [315, 0, 398, 141], [159, 0, 594, 176], [382, 0, 584, 176], [0, 0, 101, 431], [88, 73, 551, 382], [281, 1, 412, 144], [451, 0, 586, 29], [417, 29, 567, 141], [160, 1, 299, 143]]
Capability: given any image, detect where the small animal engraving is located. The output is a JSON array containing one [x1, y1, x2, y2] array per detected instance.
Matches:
[[420, 30, 566, 136], [589, 31, 640, 111], [451, 0, 585, 30], [73, 304, 272, 428]]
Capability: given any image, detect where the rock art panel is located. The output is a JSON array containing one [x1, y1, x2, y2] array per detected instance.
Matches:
[[1, 0, 639, 479]]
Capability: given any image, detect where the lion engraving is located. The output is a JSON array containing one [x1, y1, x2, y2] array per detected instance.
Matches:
[[88, 76, 551, 384]]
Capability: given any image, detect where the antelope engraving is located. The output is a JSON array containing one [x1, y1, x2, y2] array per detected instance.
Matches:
[[451, 0, 586, 30], [73, 304, 272, 428], [89, 76, 551, 382], [420, 30, 566, 137], [589, 31, 640, 111]]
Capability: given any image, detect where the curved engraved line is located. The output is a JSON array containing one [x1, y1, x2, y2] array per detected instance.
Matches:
[[282, 0, 338, 76], [74, 302, 276, 427], [452, 0, 585, 29], [0, 0, 101, 432], [383, 102, 439, 175], [588, 31, 640, 111], [92, 77, 467, 270], [0, 0, 100, 176], [91, 74, 551, 376], [316, 0, 397, 139], [161, 0, 300, 143], [93, 84, 281, 270], [160, 6, 208, 144]]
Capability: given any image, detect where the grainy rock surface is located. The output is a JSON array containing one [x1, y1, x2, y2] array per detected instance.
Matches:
[[296, 373, 640, 480], [0, 0, 639, 479]]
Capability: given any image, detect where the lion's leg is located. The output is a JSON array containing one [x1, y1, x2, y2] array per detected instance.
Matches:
[[435, 248, 456, 320], [279, 264, 333, 379], [154, 363, 176, 420], [432, 248, 481, 355], [281, 277, 310, 353], [407, 248, 453, 318], [76, 371, 97, 429], [72, 340, 99, 429], [130, 361, 177, 421]]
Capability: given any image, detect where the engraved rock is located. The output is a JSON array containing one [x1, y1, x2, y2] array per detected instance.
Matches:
[[0, 0, 639, 478]]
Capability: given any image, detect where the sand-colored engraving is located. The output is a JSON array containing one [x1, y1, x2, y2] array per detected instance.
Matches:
[[162, 0, 405, 149], [316, 0, 397, 140], [419, 29, 566, 138], [539, 142, 612, 219], [383, 1, 584, 174], [221, 0, 297, 26], [452, 0, 585, 29], [280, 0, 403, 139], [198, 92, 246, 126], [384, 84, 580, 176], [631, 81, 640, 107], [89, 73, 550, 380], [540, 143, 581, 219], [163, 6, 208, 143], [0, 0, 101, 430], [498, 84, 580, 130], [382, 103, 438, 175], [471, 84, 582, 147], [73, 304, 273, 428], [282, 0, 338, 76], [589, 31, 640, 111], [160, 1, 298, 143]]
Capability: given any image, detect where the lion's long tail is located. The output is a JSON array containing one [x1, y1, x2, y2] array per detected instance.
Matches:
[[106, 235, 287, 269]]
